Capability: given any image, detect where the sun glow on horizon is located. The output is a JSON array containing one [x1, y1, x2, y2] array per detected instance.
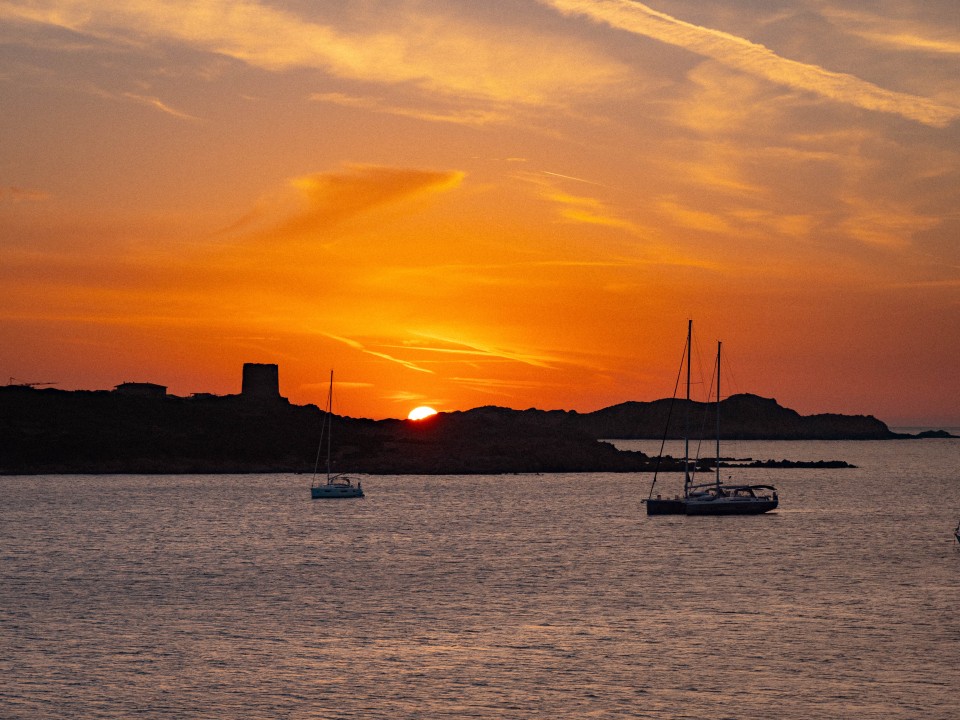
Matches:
[[408, 406, 438, 420]]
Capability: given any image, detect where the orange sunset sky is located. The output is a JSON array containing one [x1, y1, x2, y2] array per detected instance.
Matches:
[[2, 1, 959, 425]]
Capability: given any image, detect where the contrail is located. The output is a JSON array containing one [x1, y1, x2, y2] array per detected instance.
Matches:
[[543, 0, 960, 127], [543, 170, 606, 187]]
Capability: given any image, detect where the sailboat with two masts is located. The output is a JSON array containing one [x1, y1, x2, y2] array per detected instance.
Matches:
[[310, 370, 364, 499], [645, 321, 778, 516]]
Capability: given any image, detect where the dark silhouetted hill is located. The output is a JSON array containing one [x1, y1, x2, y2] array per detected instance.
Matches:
[[580, 393, 898, 440], [1, 386, 941, 475], [0, 386, 657, 475]]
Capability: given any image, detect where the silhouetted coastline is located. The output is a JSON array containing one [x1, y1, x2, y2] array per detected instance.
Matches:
[[3, 380, 950, 475]]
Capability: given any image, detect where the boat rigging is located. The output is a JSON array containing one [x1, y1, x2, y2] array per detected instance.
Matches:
[[645, 321, 778, 516]]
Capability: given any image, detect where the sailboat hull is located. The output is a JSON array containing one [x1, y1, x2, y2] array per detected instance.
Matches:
[[646, 498, 687, 515], [311, 484, 364, 499], [684, 496, 778, 515], [646, 492, 778, 516]]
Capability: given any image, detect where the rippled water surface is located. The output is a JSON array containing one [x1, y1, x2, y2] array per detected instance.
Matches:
[[3, 439, 959, 719]]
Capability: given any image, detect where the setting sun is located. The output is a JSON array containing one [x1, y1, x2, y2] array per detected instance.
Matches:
[[408, 406, 438, 421]]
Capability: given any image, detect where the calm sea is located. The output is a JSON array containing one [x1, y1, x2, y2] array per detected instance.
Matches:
[[2, 439, 959, 719]]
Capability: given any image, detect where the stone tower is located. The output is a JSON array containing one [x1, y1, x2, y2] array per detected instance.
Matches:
[[241, 363, 280, 400]]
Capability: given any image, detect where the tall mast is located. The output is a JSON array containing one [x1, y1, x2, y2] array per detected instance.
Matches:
[[716, 341, 721, 488], [683, 319, 691, 495], [327, 369, 334, 482]]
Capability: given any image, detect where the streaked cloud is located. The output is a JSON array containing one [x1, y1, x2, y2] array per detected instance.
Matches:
[[2, 0, 627, 107], [122, 92, 199, 120], [322, 333, 433, 374], [525, 172, 649, 236], [406, 334, 561, 370], [384, 390, 429, 403], [542, 0, 960, 127], [822, 8, 960, 55], [655, 197, 732, 235], [330, 333, 563, 373], [544, 187, 640, 230], [887, 277, 960, 290], [450, 376, 555, 390], [447, 375, 561, 398], [523, 173, 723, 270], [302, 380, 373, 391], [0, 186, 51, 202], [542, 170, 608, 187], [853, 30, 960, 56], [311, 92, 510, 127], [837, 198, 942, 249], [225, 165, 464, 241]]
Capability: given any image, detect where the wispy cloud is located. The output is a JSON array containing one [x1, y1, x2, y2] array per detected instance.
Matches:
[[887, 277, 960, 290], [524, 172, 649, 235], [523, 173, 721, 268], [655, 197, 732, 235], [448, 376, 557, 398], [542, 170, 608, 187], [546, 189, 643, 232], [837, 198, 942, 249], [853, 30, 960, 56], [450, 376, 553, 390], [404, 333, 562, 369], [122, 92, 199, 120], [302, 380, 373, 391], [3, 1, 627, 107], [224, 165, 464, 240], [325, 332, 563, 373], [542, 0, 960, 127], [0, 186, 51, 202], [322, 333, 433, 374], [821, 9, 960, 56], [406, 334, 561, 369], [384, 390, 429, 403], [311, 92, 510, 127]]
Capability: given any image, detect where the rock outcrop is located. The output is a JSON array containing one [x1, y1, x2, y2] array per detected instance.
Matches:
[[580, 393, 897, 440], [1, 386, 943, 475]]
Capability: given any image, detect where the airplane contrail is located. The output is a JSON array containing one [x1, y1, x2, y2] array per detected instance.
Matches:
[[543, 0, 960, 128], [542, 170, 606, 186]]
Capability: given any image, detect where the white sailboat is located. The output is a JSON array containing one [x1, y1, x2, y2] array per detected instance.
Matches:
[[684, 339, 778, 515], [311, 370, 363, 499], [646, 321, 778, 516]]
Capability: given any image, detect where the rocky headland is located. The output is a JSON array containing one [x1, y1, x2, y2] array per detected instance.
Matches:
[[1, 385, 949, 475]]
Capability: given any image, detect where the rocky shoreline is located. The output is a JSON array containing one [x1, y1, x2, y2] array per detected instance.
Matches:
[[1, 385, 949, 475]]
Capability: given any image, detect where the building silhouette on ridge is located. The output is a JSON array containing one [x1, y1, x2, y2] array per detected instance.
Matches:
[[241, 362, 284, 402]]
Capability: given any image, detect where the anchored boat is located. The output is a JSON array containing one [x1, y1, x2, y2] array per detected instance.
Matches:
[[310, 370, 364, 500], [646, 321, 778, 516]]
